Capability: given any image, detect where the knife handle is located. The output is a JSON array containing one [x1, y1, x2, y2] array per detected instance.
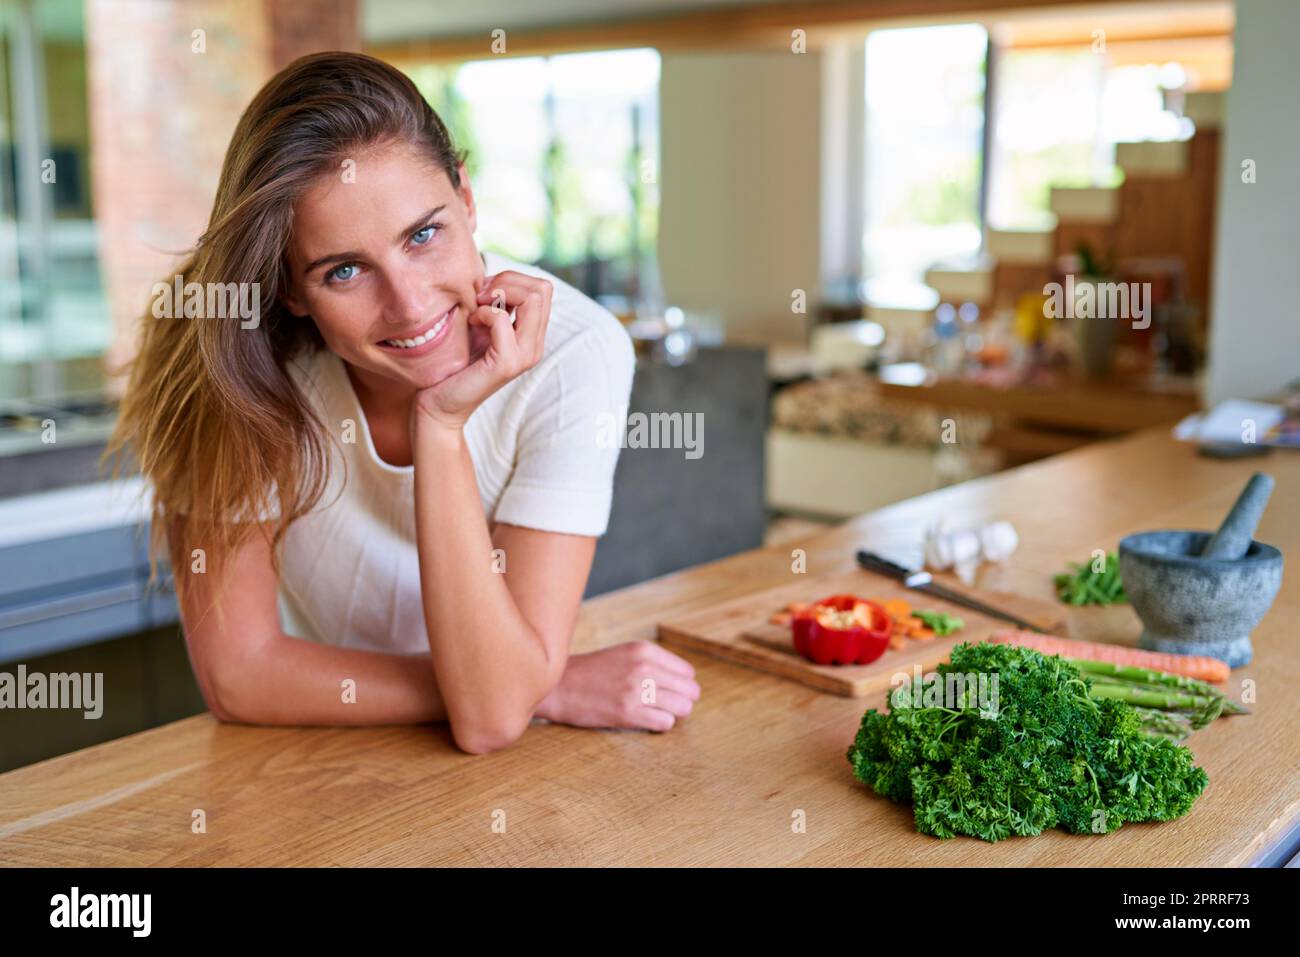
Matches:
[[856, 550, 933, 587]]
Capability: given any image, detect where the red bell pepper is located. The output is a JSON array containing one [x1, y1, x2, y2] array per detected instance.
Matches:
[[791, 594, 891, 666]]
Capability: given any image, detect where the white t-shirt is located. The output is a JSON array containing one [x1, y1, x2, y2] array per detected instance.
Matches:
[[274, 250, 635, 654]]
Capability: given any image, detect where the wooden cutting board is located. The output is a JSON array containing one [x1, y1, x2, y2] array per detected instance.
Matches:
[[656, 569, 1065, 698]]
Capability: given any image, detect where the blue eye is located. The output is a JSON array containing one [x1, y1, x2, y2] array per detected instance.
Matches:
[[329, 263, 359, 284], [411, 224, 439, 245]]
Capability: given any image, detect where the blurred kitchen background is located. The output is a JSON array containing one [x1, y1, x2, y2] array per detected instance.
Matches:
[[2, 0, 1297, 769]]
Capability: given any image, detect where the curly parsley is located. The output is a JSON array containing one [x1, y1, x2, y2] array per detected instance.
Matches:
[[846, 642, 1209, 842]]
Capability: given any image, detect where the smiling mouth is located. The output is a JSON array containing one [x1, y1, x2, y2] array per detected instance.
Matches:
[[378, 306, 453, 351]]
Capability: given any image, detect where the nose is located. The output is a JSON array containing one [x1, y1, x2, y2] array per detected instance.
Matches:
[[381, 261, 435, 329]]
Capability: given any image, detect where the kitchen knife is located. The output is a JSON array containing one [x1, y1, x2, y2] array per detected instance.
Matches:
[[855, 549, 1046, 633]]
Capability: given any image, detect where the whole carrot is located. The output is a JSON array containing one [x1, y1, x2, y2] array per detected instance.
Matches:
[[988, 630, 1231, 684]]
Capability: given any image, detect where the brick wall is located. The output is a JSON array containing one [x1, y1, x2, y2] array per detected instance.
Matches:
[[86, 0, 359, 386]]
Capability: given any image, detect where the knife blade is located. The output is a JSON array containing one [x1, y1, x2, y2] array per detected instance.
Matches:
[[855, 549, 1046, 633]]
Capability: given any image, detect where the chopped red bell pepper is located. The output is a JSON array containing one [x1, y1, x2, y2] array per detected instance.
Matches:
[[791, 594, 891, 666]]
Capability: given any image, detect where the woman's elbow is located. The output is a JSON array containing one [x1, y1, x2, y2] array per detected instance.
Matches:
[[203, 683, 241, 724], [201, 661, 252, 724], [451, 714, 529, 755], [209, 701, 238, 723], [447, 662, 553, 754]]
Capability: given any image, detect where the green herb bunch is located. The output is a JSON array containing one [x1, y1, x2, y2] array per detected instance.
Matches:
[[1054, 552, 1126, 606], [846, 642, 1209, 842]]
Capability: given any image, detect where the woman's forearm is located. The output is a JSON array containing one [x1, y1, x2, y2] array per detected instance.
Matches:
[[211, 632, 447, 726], [412, 417, 556, 751]]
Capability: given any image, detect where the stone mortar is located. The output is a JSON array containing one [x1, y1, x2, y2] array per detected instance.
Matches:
[[1118, 530, 1283, 668]]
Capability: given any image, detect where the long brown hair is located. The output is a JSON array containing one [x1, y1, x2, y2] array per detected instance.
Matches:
[[103, 51, 468, 614]]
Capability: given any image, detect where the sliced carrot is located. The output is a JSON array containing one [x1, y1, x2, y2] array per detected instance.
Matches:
[[883, 598, 912, 622], [910, 626, 936, 642], [868, 596, 906, 636], [888, 633, 907, 651], [770, 611, 792, 626], [988, 630, 1231, 683]]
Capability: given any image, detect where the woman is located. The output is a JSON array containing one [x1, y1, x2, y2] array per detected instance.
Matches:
[[106, 51, 700, 753]]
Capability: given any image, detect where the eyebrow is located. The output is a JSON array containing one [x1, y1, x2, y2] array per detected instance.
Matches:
[[302, 204, 447, 276]]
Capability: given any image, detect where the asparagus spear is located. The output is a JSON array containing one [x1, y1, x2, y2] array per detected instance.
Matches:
[[1067, 658, 1249, 714], [1190, 694, 1225, 729], [1097, 677, 1245, 713], [1085, 680, 1218, 710], [1067, 658, 1217, 694], [1130, 706, 1194, 741], [1087, 681, 1228, 731]]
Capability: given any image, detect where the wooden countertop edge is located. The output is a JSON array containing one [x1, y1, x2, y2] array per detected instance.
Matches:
[[2, 424, 1297, 867]]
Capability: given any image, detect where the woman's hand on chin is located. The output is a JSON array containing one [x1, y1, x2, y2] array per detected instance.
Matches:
[[410, 270, 553, 436]]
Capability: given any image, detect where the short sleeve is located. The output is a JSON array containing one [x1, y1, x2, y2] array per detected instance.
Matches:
[[152, 479, 281, 525], [231, 480, 282, 524], [492, 313, 635, 537], [178, 477, 280, 525]]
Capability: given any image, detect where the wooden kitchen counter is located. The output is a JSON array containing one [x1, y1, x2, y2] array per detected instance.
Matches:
[[876, 373, 1201, 436], [1, 427, 1296, 866]]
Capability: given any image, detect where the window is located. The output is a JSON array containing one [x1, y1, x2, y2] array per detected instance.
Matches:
[[862, 24, 988, 297], [855, 18, 1218, 296], [0, 0, 108, 397], [987, 51, 1196, 230], [403, 48, 660, 311]]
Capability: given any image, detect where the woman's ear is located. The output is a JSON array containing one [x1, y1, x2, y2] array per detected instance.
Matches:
[[456, 163, 477, 235]]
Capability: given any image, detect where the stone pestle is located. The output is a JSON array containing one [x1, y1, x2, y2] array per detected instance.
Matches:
[[1200, 472, 1275, 561]]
